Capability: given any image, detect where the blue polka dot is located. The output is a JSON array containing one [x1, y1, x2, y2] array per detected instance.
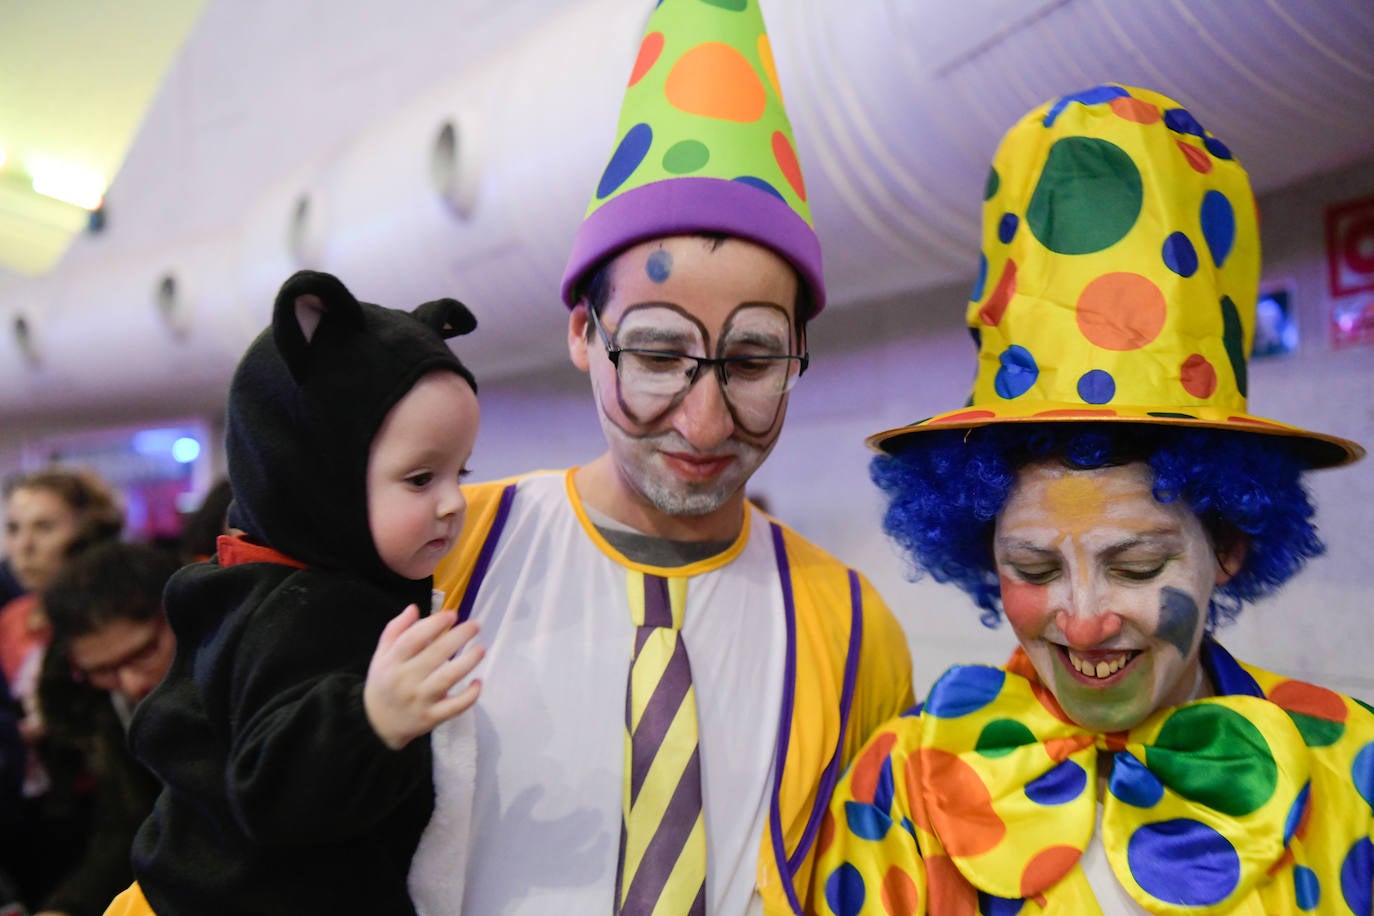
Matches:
[[998, 213, 1019, 244], [925, 666, 1006, 719], [825, 862, 866, 916], [971, 253, 988, 302], [978, 891, 1025, 915], [1127, 819, 1239, 906], [646, 249, 672, 283], [1284, 781, 1311, 845], [1044, 84, 1129, 127], [733, 175, 785, 202], [1162, 231, 1198, 277], [1026, 760, 1087, 805], [596, 122, 653, 200], [901, 816, 917, 839], [1109, 751, 1165, 808], [1353, 741, 1374, 813], [873, 757, 895, 813], [994, 346, 1038, 400], [1294, 864, 1321, 910], [1201, 190, 1236, 268], [843, 800, 891, 841], [1078, 369, 1115, 404], [1164, 107, 1206, 138], [1204, 136, 1232, 160], [1341, 837, 1372, 915]]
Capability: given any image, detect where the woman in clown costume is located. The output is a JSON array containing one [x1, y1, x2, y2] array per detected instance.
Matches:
[[811, 85, 1374, 915]]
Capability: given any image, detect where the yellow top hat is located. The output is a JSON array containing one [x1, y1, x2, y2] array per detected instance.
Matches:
[[868, 84, 1363, 468]]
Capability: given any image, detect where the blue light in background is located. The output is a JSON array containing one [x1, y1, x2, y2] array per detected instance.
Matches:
[[171, 437, 201, 463]]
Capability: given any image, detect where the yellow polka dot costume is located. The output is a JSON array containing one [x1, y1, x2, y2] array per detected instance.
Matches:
[[811, 645, 1374, 915], [811, 86, 1374, 914]]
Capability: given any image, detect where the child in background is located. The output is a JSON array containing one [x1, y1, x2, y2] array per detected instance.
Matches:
[[109, 270, 485, 916]]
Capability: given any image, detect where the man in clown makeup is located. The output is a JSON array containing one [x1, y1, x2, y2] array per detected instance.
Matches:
[[810, 85, 1374, 915]]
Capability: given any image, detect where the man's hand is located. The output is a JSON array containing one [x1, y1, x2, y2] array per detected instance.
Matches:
[[364, 605, 483, 751]]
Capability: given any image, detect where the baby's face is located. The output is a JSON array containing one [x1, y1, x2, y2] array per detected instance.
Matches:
[[367, 371, 480, 580]]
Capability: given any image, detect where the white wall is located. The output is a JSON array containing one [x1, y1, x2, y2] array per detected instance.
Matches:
[[470, 157, 1374, 704]]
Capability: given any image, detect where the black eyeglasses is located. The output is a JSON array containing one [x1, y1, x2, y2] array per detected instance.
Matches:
[[590, 306, 807, 435]]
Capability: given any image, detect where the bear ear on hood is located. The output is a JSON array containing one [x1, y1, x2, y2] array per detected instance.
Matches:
[[412, 297, 477, 339], [271, 270, 365, 383]]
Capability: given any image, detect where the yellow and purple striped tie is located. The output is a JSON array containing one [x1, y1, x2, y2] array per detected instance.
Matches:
[[616, 572, 706, 915]]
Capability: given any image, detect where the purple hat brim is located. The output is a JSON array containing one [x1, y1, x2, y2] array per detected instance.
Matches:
[[560, 176, 825, 316]]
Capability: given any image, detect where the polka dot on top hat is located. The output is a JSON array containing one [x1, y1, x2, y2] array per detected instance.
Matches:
[[868, 84, 1363, 468]]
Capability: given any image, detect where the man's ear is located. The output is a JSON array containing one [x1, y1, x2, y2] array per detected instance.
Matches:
[[1215, 534, 1249, 587], [568, 302, 591, 373]]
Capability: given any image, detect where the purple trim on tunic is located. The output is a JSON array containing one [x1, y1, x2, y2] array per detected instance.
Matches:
[[786, 569, 863, 874], [766, 522, 803, 913], [456, 483, 516, 623], [560, 177, 826, 314]]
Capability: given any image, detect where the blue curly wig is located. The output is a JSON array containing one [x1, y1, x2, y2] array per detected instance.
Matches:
[[871, 423, 1324, 629]]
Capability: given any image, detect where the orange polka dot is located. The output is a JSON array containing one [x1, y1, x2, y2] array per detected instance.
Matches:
[[629, 31, 664, 87], [1177, 139, 1214, 174], [1101, 732, 1128, 753], [881, 866, 921, 916], [665, 42, 766, 123], [925, 855, 979, 916], [757, 34, 782, 102], [906, 753, 931, 835], [1229, 415, 1286, 428], [1268, 847, 1295, 876], [1021, 845, 1081, 896], [929, 409, 996, 425], [1044, 734, 1094, 763], [772, 130, 806, 201], [1076, 272, 1167, 350], [1110, 96, 1160, 124], [917, 749, 1006, 856], [1269, 680, 1348, 723], [851, 731, 899, 805], [978, 260, 1017, 326], [816, 806, 835, 857], [1180, 353, 1217, 398]]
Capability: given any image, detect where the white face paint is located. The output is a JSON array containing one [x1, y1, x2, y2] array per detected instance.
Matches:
[[582, 236, 799, 530], [993, 460, 1238, 732]]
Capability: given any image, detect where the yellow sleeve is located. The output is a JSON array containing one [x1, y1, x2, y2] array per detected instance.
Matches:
[[432, 475, 525, 612]]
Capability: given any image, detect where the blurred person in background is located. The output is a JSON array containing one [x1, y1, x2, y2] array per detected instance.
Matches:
[[0, 469, 124, 912], [14, 541, 179, 916]]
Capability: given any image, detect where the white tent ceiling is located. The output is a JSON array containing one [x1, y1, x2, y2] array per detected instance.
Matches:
[[1, 0, 1372, 429]]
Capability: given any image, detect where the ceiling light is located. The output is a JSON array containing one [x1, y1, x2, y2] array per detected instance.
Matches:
[[27, 155, 105, 210]]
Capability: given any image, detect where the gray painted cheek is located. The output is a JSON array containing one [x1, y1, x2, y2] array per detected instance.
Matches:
[[1156, 586, 1200, 656], [646, 250, 673, 283]]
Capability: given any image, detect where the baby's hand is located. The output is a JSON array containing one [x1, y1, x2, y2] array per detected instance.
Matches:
[[364, 604, 483, 751]]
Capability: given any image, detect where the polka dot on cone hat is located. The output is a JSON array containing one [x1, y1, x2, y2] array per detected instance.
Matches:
[[869, 84, 1363, 468], [560, 0, 824, 316]]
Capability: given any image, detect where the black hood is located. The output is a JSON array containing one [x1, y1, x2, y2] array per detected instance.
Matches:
[[225, 270, 477, 607]]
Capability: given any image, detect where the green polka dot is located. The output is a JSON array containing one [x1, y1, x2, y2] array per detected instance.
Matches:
[[1146, 705, 1276, 816], [1221, 295, 1248, 398], [984, 166, 1000, 201], [975, 719, 1037, 758], [698, 0, 749, 9], [1287, 710, 1346, 748], [1027, 137, 1142, 255], [663, 139, 711, 175], [1356, 697, 1374, 717]]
